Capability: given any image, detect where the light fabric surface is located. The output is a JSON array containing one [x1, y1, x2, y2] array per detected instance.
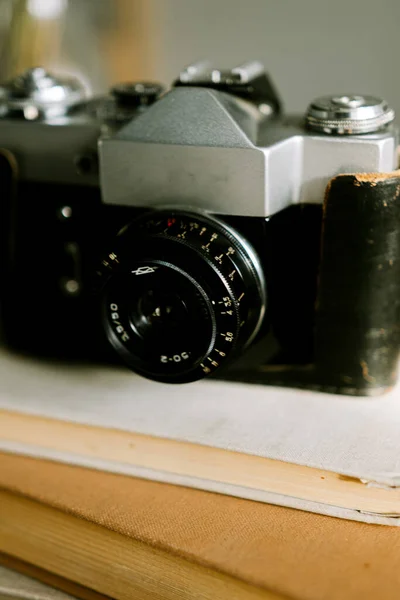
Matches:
[[0, 566, 77, 600], [1, 348, 399, 483], [2, 453, 400, 600], [1, 348, 400, 524]]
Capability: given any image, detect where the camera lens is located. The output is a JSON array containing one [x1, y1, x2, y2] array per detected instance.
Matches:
[[97, 210, 266, 383], [130, 289, 189, 335]]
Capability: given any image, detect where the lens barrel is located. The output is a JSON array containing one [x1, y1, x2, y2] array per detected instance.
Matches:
[[96, 210, 266, 383]]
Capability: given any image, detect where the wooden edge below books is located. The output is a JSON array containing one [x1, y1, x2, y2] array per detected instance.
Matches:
[[1, 453, 400, 600]]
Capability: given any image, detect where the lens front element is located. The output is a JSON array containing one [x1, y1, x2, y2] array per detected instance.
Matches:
[[131, 289, 188, 334], [104, 261, 216, 382]]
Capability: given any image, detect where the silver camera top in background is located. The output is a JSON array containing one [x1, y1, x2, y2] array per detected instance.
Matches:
[[99, 60, 397, 217], [0, 67, 88, 120]]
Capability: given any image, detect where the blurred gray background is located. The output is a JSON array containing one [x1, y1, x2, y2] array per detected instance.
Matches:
[[153, 0, 400, 115], [0, 0, 399, 116]]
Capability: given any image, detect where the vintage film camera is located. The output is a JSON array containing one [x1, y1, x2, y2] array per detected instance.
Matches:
[[1, 62, 399, 395]]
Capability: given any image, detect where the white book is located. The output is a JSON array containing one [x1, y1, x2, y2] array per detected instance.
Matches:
[[1, 346, 400, 526], [0, 566, 77, 600]]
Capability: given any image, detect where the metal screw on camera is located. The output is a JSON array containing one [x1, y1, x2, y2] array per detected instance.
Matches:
[[306, 94, 395, 135], [331, 95, 366, 108], [63, 279, 80, 295], [58, 206, 72, 219]]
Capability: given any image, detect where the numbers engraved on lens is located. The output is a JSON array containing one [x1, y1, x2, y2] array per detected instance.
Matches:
[[218, 296, 232, 307], [215, 253, 224, 264], [160, 352, 190, 363], [202, 233, 218, 252], [215, 349, 226, 357], [131, 266, 158, 276], [177, 221, 188, 238], [207, 357, 219, 367], [220, 331, 234, 342], [102, 252, 119, 268], [109, 252, 119, 264], [200, 363, 211, 374], [109, 303, 130, 341], [228, 270, 236, 281], [226, 247, 235, 257], [221, 310, 234, 316]]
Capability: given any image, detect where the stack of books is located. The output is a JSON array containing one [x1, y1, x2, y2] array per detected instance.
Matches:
[[1, 345, 400, 600]]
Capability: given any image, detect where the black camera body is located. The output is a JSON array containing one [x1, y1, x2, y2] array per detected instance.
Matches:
[[0, 68, 165, 360], [1, 63, 400, 395]]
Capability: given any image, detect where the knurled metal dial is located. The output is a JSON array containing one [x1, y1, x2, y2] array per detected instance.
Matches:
[[306, 94, 395, 135], [0, 67, 87, 120]]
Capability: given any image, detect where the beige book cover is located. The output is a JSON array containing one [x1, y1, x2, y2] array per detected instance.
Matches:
[[1, 453, 400, 600]]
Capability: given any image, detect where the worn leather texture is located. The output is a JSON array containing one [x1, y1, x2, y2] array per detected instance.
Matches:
[[2, 453, 400, 600], [315, 172, 400, 394]]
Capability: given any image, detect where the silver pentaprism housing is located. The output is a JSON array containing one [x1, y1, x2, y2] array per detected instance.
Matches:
[[99, 60, 397, 219]]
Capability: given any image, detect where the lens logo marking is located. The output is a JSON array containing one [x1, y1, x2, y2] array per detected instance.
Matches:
[[131, 266, 159, 276]]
